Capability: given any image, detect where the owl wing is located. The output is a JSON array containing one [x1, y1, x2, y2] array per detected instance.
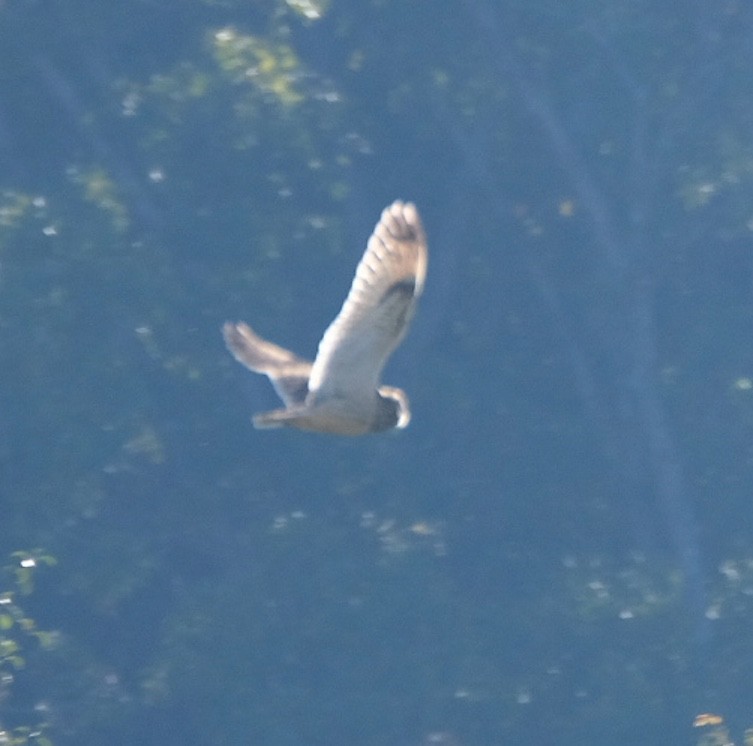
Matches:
[[307, 201, 427, 402], [222, 321, 312, 407]]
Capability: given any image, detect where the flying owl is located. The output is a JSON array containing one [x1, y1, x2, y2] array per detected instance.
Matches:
[[223, 200, 428, 435]]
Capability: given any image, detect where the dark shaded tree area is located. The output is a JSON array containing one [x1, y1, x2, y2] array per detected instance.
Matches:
[[1, 0, 753, 744]]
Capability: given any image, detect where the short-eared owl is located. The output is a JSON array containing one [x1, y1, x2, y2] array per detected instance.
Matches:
[[223, 200, 427, 435]]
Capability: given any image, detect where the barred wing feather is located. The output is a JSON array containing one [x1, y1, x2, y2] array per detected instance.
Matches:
[[307, 201, 427, 401]]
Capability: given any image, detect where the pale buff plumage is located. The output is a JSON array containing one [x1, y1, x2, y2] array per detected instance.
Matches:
[[223, 200, 428, 435]]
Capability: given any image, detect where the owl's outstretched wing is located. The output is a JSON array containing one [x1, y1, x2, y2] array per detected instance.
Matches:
[[222, 321, 312, 407], [307, 201, 427, 402]]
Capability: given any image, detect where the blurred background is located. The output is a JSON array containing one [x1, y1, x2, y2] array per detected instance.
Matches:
[[1, 0, 753, 744]]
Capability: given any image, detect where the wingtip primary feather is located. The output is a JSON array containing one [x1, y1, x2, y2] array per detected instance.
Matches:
[[381, 200, 428, 295]]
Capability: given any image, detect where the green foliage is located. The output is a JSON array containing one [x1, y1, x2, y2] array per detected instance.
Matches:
[[0, 728, 53, 746], [0, 553, 56, 746], [211, 27, 304, 105]]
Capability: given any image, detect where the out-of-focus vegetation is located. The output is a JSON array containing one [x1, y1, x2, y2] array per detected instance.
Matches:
[[2, 0, 753, 744], [0, 552, 56, 746]]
